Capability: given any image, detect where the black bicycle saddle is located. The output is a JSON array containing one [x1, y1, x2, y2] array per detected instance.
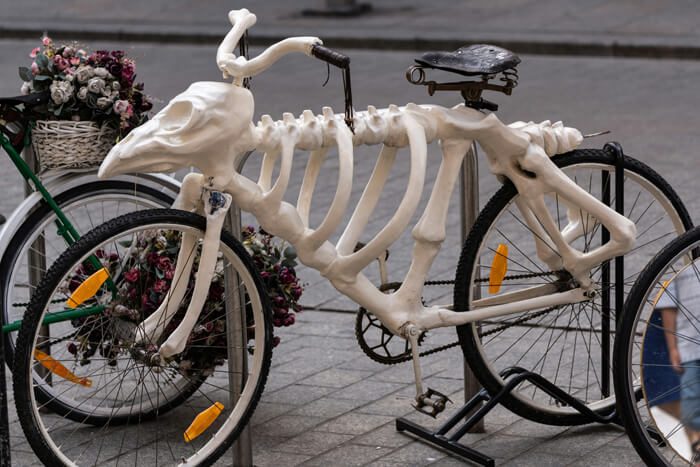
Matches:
[[0, 91, 49, 108], [415, 44, 520, 76]]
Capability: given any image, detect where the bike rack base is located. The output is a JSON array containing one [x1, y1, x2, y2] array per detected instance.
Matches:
[[396, 367, 621, 466]]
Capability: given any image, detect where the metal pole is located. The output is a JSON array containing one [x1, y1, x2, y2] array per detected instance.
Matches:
[[24, 145, 50, 383], [460, 142, 484, 432], [223, 152, 254, 466], [600, 170, 611, 398]]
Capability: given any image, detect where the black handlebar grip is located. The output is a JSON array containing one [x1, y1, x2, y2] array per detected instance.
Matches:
[[311, 44, 350, 68]]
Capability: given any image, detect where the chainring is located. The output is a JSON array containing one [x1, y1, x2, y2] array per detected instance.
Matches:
[[354, 306, 426, 365]]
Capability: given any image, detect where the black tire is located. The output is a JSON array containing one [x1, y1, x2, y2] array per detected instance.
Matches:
[[13, 209, 273, 466], [455, 148, 692, 426], [614, 226, 700, 466], [1, 180, 174, 369]]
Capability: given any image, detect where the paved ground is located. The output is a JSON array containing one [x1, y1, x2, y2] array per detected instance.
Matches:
[[3, 0, 700, 58], [1, 2, 700, 465], [7, 310, 642, 467]]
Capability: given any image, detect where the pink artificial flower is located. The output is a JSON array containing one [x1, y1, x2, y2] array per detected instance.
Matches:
[[156, 256, 172, 271], [70, 57, 80, 66], [31, 62, 39, 75], [124, 268, 140, 283], [53, 56, 69, 71], [153, 279, 168, 293], [42, 36, 51, 46], [29, 47, 40, 58], [165, 269, 174, 280], [125, 103, 134, 118]]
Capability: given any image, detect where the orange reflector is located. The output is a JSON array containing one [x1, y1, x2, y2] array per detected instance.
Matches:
[[65, 267, 109, 309], [489, 244, 509, 294], [33, 349, 92, 387], [184, 402, 224, 442], [652, 280, 671, 306]]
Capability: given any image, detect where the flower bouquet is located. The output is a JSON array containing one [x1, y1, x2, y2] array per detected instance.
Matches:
[[18, 37, 153, 170], [64, 227, 303, 377]]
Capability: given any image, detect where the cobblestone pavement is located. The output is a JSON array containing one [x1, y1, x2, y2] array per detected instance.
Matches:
[[0, 18, 698, 466]]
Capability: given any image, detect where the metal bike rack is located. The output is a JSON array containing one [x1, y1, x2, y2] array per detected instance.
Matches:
[[397, 142, 628, 465]]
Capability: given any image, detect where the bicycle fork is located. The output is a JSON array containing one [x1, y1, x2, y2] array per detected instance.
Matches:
[[136, 178, 232, 362]]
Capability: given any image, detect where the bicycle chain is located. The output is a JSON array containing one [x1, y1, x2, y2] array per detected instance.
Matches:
[[356, 269, 565, 365]]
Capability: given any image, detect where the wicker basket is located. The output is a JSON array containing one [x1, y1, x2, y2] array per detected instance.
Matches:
[[31, 120, 118, 171]]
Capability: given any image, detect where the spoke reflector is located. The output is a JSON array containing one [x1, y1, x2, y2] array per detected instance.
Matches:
[[652, 280, 671, 306], [184, 402, 224, 442], [489, 244, 509, 294], [33, 349, 92, 387], [65, 267, 109, 308]]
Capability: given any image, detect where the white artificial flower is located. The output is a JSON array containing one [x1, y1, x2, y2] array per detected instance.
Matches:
[[76, 86, 88, 101], [87, 77, 105, 94], [93, 67, 109, 78], [74, 65, 94, 84], [96, 96, 112, 109], [111, 81, 121, 91], [49, 80, 73, 105], [20, 81, 31, 95]]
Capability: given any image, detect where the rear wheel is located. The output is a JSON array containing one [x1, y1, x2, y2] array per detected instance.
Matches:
[[455, 148, 692, 425], [13, 209, 273, 466]]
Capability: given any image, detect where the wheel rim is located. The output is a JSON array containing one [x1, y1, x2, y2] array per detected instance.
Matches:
[[464, 161, 687, 418], [23, 220, 268, 465]]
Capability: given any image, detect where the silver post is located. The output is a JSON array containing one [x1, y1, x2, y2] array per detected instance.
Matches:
[[460, 142, 484, 432], [224, 151, 254, 466], [24, 145, 50, 383]]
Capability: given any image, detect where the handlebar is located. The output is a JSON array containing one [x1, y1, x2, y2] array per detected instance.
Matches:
[[310, 44, 350, 69]]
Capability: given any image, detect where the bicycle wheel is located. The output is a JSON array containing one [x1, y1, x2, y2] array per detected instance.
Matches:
[[615, 226, 700, 466], [1, 180, 175, 367], [454, 148, 692, 426], [13, 209, 273, 466]]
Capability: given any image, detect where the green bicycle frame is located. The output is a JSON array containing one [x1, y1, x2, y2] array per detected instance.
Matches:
[[0, 126, 115, 333]]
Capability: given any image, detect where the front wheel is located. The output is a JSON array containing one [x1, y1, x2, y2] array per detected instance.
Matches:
[[13, 209, 273, 466], [454, 148, 692, 426]]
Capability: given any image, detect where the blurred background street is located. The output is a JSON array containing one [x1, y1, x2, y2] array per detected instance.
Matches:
[[2, 1, 699, 465]]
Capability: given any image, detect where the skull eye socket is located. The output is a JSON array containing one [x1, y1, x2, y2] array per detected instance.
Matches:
[[160, 100, 197, 134]]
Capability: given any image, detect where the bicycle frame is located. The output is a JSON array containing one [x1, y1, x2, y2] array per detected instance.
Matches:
[[96, 9, 637, 397]]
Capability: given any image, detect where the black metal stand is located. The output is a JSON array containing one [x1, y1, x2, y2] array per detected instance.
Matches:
[[397, 143, 629, 466], [396, 367, 620, 466]]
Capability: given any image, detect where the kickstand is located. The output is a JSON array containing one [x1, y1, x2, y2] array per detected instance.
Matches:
[[396, 367, 621, 466]]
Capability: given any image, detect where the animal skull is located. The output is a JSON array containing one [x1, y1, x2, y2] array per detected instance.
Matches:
[[99, 81, 257, 185]]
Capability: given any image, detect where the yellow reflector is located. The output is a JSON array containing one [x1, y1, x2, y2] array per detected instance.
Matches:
[[33, 349, 92, 387], [489, 244, 509, 294], [65, 267, 109, 309], [184, 402, 224, 443]]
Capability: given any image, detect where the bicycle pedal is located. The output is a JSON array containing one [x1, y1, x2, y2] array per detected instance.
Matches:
[[412, 387, 451, 418]]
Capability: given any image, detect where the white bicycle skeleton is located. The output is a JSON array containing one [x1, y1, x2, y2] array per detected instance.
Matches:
[[12, 8, 693, 466]]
